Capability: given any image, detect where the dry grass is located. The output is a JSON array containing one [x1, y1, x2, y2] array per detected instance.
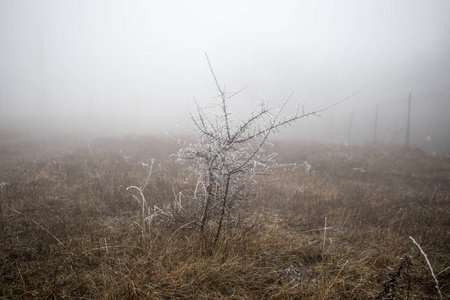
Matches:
[[0, 134, 449, 299]]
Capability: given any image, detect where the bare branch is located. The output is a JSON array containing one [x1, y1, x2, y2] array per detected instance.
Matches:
[[314, 83, 369, 114], [12, 209, 66, 248], [226, 85, 248, 100], [176, 55, 364, 240], [410, 236, 444, 300], [205, 53, 224, 95]]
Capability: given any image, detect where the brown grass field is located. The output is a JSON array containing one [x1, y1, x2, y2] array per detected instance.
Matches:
[[0, 133, 449, 299]]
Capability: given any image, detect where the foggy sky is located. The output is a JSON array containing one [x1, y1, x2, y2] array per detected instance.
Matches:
[[1, 1, 449, 151]]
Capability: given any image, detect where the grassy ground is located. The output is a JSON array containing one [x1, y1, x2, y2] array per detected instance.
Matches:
[[0, 133, 449, 299]]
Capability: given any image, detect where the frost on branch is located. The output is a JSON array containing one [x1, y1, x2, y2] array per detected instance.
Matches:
[[176, 54, 365, 241]]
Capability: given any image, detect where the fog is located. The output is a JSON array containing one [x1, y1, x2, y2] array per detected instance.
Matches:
[[1, 1, 449, 152]]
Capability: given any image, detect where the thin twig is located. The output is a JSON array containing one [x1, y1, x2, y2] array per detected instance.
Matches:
[[205, 53, 223, 95], [323, 260, 348, 298], [226, 85, 248, 100], [323, 216, 327, 258], [104, 237, 109, 255], [436, 266, 450, 277], [12, 209, 66, 248], [409, 236, 443, 300], [429, 184, 439, 202], [315, 83, 369, 114], [142, 158, 155, 192]]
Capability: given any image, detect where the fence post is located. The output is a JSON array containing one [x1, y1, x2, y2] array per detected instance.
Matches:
[[406, 93, 411, 147], [373, 103, 379, 144], [347, 109, 354, 145]]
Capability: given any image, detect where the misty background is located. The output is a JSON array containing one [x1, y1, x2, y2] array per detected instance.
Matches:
[[1, 0, 449, 152]]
